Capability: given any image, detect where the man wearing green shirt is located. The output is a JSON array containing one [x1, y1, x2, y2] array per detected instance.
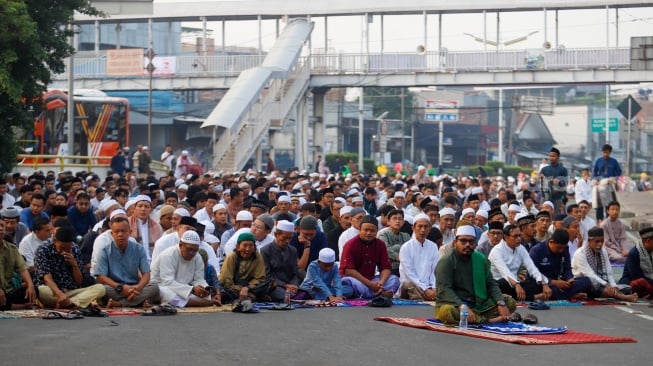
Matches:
[[435, 225, 516, 324], [0, 220, 37, 310]]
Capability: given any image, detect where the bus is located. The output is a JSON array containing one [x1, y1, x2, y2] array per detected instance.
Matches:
[[30, 89, 130, 164]]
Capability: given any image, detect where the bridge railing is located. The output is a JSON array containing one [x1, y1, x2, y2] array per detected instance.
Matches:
[[54, 47, 631, 80]]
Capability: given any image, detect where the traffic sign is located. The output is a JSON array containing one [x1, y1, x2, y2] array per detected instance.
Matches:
[[617, 95, 642, 119], [590, 117, 618, 133]]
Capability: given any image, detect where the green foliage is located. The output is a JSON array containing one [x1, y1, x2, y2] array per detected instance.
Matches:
[[363, 87, 415, 121], [0, 0, 100, 172]]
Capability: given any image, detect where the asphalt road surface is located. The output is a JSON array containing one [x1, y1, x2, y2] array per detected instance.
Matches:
[[1, 303, 650, 366]]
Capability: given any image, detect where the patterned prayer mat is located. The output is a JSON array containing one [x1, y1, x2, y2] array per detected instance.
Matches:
[[425, 318, 568, 335], [374, 317, 637, 345]]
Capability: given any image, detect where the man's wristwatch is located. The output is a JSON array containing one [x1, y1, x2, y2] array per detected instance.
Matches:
[[115, 284, 124, 293], [497, 300, 506, 307]]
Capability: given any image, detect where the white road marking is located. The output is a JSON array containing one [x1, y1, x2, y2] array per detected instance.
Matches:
[[615, 305, 653, 321]]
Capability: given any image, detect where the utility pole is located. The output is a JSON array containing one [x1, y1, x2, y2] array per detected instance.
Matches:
[[400, 88, 406, 162]]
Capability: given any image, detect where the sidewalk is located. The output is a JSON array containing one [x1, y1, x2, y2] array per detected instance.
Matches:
[[616, 190, 653, 230]]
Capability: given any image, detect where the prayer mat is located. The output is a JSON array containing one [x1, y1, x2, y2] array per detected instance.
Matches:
[[425, 318, 567, 335], [0, 310, 43, 319], [374, 317, 637, 345], [344, 299, 371, 307], [391, 299, 431, 306], [104, 308, 144, 316], [175, 305, 233, 313]]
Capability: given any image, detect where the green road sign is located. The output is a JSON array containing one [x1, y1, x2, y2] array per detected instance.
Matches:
[[591, 117, 618, 133]]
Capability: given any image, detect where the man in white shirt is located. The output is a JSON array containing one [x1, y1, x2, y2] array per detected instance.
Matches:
[[338, 207, 366, 259], [398, 213, 439, 301], [574, 168, 593, 206], [577, 200, 595, 247], [18, 217, 52, 272], [150, 230, 220, 307], [488, 224, 553, 302], [151, 216, 219, 271]]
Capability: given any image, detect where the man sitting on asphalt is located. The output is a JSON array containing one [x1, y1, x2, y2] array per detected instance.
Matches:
[[92, 216, 161, 308], [435, 225, 517, 325], [34, 226, 106, 315], [398, 213, 439, 301], [377, 208, 411, 276], [601, 201, 632, 264], [619, 227, 653, 299], [260, 220, 301, 302], [150, 230, 219, 307], [488, 224, 553, 302], [0, 220, 37, 310], [529, 229, 592, 300], [290, 216, 328, 273], [340, 215, 400, 299], [572, 227, 638, 302], [338, 207, 366, 259], [219, 232, 268, 304], [476, 221, 504, 257]]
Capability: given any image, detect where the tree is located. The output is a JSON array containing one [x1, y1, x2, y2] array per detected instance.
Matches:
[[0, 0, 100, 172]]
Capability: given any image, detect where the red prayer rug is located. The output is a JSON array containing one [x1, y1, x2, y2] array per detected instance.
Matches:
[[374, 317, 637, 345]]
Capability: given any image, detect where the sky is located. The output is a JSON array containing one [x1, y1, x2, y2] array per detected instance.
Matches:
[[182, 6, 653, 53]]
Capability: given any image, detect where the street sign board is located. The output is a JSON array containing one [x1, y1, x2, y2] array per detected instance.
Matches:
[[590, 117, 619, 133], [424, 100, 459, 122], [617, 95, 642, 119]]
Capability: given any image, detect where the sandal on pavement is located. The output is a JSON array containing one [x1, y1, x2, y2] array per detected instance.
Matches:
[[523, 313, 539, 325], [42, 310, 84, 320], [141, 304, 177, 316], [528, 299, 550, 310]]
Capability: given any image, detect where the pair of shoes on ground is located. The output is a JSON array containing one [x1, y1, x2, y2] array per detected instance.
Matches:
[[141, 303, 177, 316], [528, 299, 551, 311], [509, 312, 538, 325], [232, 299, 258, 313]]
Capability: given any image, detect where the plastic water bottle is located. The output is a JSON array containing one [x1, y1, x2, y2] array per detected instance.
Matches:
[[459, 302, 469, 329], [284, 290, 291, 305]]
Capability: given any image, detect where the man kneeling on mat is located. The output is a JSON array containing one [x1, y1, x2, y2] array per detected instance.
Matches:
[[435, 225, 517, 324]]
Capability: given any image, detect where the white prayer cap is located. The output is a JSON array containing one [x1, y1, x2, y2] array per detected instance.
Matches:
[[456, 225, 476, 238], [394, 191, 406, 198], [404, 215, 414, 226], [125, 199, 138, 211], [514, 212, 527, 222], [350, 183, 360, 189], [180, 230, 201, 245], [135, 194, 151, 203], [177, 184, 189, 191], [347, 189, 360, 197], [212, 203, 226, 213], [318, 248, 336, 263], [543, 201, 555, 209], [461, 208, 475, 217], [201, 220, 215, 235], [508, 204, 522, 212], [439, 207, 456, 217], [476, 209, 488, 219], [238, 182, 249, 189], [300, 180, 310, 186], [181, 150, 189, 155], [418, 165, 426, 171], [102, 199, 119, 212], [269, 186, 280, 193], [175, 179, 184, 188], [352, 196, 363, 203], [339, 206, 353, 216], [278, 195, 291, 203], [236, 210, 253, 221], [471, 187, 483, 195], [173, 208, 190, 217], [413, 213, 430, 224], [334, 197, 346, 205], [109, 209, 127, 220], [204, 233, 220, 244], [223, 189, 231, 195], [292, 183, 301, 190], [299, 197, 307, 206], [507, 176, 515, 182], [276, 220, 295, 233]]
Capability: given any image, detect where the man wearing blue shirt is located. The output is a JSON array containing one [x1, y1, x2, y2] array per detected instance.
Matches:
[[19, 193, 49, 231], [529, 229, 591, 300], [592, 144, 622, 221], [92, 216, 160, 307]]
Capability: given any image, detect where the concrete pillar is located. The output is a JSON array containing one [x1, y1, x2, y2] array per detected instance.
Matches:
[[312, 89, 328, 165]]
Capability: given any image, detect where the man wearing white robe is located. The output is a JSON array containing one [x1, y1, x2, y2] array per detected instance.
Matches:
[[150, 231, 218, 307], [151, 216, 220, 271], [398, 214, 439, 300]]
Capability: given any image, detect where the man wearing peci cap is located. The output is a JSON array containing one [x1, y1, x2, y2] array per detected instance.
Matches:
[[619, 227, 653, 299], [219, 232, 268, 304], [300, 248, 346, 302], [435, 225, 517, 325], [572, 227, 638, 302], [2, 206, 30, 245], [260, 220, 302, 301], [340, 215, 400, 299], [128, 195, 163, 261], [151, 230, 219, 307]]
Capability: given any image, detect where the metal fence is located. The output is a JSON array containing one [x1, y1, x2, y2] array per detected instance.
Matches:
[[53, 47, 631, 80]]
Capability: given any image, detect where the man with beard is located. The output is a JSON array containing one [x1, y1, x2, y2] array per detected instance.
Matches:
[[435, 225, 517, 325], [261, 220, 301, 302]]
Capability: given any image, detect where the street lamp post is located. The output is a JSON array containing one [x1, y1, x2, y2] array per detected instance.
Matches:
[[145, 48, 156, 149]]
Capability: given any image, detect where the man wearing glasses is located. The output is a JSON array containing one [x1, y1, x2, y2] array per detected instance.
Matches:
[[435, 225, 517, 325], [476, 221, 504, 257], [488, 224, 552, 302]]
